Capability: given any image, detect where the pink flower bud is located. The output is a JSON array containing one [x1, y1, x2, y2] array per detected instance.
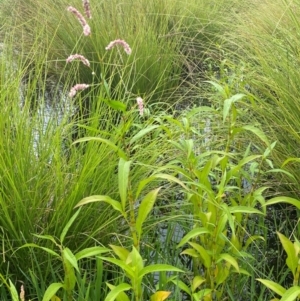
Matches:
[[67, 6, 91, 36], [69, 84, 90, 98], [66, 54, 90, 67], [82, 0, 92, 19], [105, 39, 132, 55], [136, 97, 144, 116]]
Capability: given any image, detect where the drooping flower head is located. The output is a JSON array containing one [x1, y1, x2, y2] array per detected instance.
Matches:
[[82, 0, 92, 19], [105, 39, 132, 55], [69, 84, 90, 98], [67, 6, 91, 36], [66, 54, 90, 67], [136, 97, 144, 116]]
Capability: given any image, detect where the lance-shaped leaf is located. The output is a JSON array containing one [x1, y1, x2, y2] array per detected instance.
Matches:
[[223, 93, 245, 123], [129, 125, 160, 145], [229, 206, 264, 215], [75, 246, 110, 261], [60, 208, 81, 244], [42, 283, 64, 301], [150, 291, 171, 301], [8, 280, 19, 301], [63, 248, 79, 273], [256, 279, 286, 297], [74, 195, 124, 216], [281, 286, 300, 301], [217, 253, 240, 273], [98, 256, 135, 279], [177, 227, 210, 248], [136, 188, 161, 239], [188, 242, 211, 268], [110, 245, 130, 261], [104, 283, 132, 301], [277, 232, 298, 276], [139, 264, 184, 279], [72, 137, 128, 160], [119, 159, 131, 212], [17, 243, 60, 257], [264, 197, 300, 210]]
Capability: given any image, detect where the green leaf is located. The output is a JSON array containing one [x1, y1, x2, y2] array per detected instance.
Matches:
[[127, 246, 144, 273], [192, 289, 212, 300], [205, 81, 227, 98], [188, 242, 211, 268], [17, 243, 60, 257], [109, 245, 130, 261], [74, 195, 124, 215], [191, 276, 206, 293], [42, 283, 64, 301], [281, 286, 300, 301], [264, 197, 300, 210], [150, 291, 171, 301], [60, 208, 81, 244], [75, 246, 110, 261], [129, 125, 160, 145], [98, 256, 135, 279], [239, 125, 270, 146], [8, 280, 19, 301], [32, 234, 57, 245], [139, 264, 183, 279], [277, 232, 298, 275], [136, 188, 161, 238], [103, 99, 127, 112], [72, 137, 128, 160], [119, 159, 131, 212], [63, 248, 79, 273], [104, 283, 132, 301], [217, 253, 240, 273], [223, 94, 245, 123], [170, 279, 191, 296], [229, 206, 264, 215], [256, 279, 286, 296], [177, 228, 210, 248]]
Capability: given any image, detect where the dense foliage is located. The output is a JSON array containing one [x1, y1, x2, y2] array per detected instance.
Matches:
[[0, 0, 300, 300]]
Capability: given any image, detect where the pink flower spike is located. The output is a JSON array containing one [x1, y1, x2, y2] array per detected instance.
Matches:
[[83, 0, 92, 19], [69, 84, 89, 98], [136, 97, 144, 116], [66, 54, 90, 67], [67, 6, 91, 36], [105, 39, 132, 55]]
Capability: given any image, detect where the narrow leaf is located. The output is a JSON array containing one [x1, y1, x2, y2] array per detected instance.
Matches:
[[8, 280, 19, 301], [119, 159, 131, 212], [139, 264, 183, 279], [229, 206, 264, 215], [75, 246, 110, 261], [74, 195, 123, 215], [217, 253, 240, 273], [177, 228, 210, 248], [265, 197, 300, 210], [72, 137, 127, 160], [60, 208, 81, 244], [42, 283, 64, 301], [17, 244, 60, 257], [63, 248, 79, 273], [104, 283, 132, 301], [150, 291, 171, 301], [129, 125, 160, 145], [136, 188, 161, 238], [281, 286, 300, 301], [256, 279, 286, 297]]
